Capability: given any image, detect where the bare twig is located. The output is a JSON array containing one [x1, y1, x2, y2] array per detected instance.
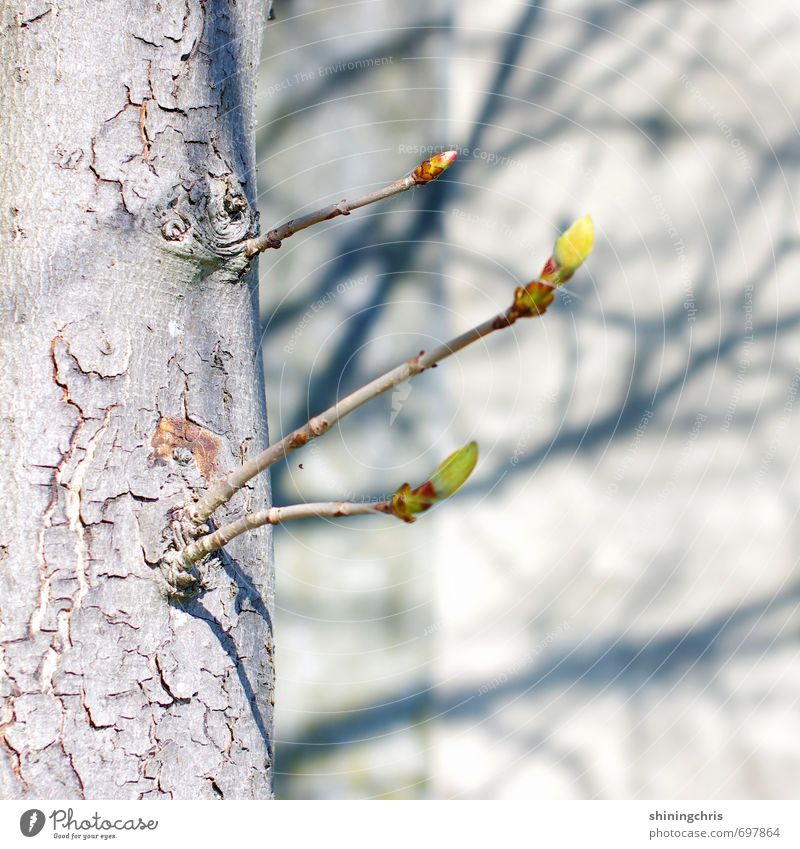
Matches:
[[188, 215, 594, 523], [177, 500, 391, 566], [190, 312, 508, 521], [242, 150, 458, 257], [178, 442, 479, 567]]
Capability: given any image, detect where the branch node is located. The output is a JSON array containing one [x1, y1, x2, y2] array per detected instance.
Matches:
[[287, 431, 309, 449], [159, 549, 205, 602], [492, 311, 515, 330], [184, 503, 202, 524], [308, 417, 329, 437]]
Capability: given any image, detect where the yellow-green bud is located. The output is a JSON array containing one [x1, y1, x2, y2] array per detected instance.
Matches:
[[552, 215, 594, 279]]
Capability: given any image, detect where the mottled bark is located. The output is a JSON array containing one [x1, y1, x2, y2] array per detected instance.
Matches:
[[0, 1, 274, 799]]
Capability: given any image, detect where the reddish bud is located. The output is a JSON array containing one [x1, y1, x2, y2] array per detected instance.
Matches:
[[412, 150, 458, 183], [512, 280, 556, 318]]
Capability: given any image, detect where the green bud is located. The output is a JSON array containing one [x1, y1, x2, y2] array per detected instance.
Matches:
[[549, 215, 594, 284], [391, 441, 479, 523]]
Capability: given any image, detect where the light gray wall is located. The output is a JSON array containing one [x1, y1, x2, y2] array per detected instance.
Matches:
[[256, 0, 800, 799]]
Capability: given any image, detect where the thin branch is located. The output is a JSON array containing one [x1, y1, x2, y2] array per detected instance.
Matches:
[[190, 310, 513, 522], [178, 441, 478, 567], [189, 216, 594, 523], [242, 150, 458, 257], [179, 500, 390, 566]]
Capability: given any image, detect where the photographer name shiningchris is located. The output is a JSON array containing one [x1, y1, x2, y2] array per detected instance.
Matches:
[[19, 807, 158, 838]]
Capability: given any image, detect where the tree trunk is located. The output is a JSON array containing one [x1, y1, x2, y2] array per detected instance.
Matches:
[[0, 1, 274, 799]]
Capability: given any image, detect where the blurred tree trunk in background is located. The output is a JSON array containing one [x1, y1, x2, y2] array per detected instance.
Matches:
[[0, 1, 274, 799]]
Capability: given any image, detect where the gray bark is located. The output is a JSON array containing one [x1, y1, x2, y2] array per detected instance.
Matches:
[[0, 0, 274, 799]]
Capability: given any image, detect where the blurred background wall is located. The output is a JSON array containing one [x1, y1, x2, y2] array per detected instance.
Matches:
[[254, 0, 800, 798]]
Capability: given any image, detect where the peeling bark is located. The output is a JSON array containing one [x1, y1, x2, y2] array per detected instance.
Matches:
[[0, 1, 274, 799]]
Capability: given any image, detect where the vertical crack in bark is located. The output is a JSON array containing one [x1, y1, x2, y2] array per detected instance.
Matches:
[[139, 98, 154, 168], [55, 687, 85, 798], [0, 739, 27, 793], [0, 698, 28, 794], [64, 739, 86, 798], [29, 336, 85, 637], [64, 405, 115, 612], [31, 337, 117, 639], [25, 334, 120, 797], [153, 654, 179, 705], [30, 478, 60, 637], [39, 647, 60, 694]]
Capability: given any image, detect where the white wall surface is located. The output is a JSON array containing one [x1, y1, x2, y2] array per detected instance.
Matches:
[[256, 0, 800, 799]]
